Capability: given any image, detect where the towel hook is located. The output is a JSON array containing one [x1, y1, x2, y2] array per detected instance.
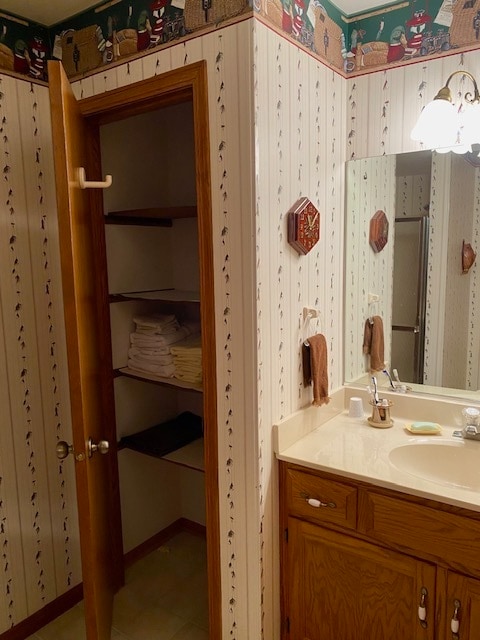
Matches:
[[76, 167, 112, 190], [367, 293, 380, 323], [302, 307, 323, 346]]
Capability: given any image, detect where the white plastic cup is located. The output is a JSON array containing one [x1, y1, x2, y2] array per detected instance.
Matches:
[[349, 396, 364, 418]]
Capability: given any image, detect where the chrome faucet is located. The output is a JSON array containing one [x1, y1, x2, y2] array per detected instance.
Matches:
[[455, 424, 480, 441], [453, 407, 480, 440]]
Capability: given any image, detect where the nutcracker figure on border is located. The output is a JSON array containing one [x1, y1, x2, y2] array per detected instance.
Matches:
[[406, 6, 431, 52]]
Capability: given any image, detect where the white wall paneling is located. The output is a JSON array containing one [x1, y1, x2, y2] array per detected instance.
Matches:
[[254, 22, 346, 639]]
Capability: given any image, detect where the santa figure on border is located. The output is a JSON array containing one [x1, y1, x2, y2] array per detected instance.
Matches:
[[150, 0, 169, 46], [29, 35, 48, 81]]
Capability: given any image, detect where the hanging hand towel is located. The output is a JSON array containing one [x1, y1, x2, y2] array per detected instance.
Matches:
[[363, 315, 385, 372], [307, 334, 330, 407]]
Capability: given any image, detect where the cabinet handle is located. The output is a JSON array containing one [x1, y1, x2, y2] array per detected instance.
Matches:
[[418, 587, 427, 628], [451, 599, 460, 639], [305, 496, 337, 509]]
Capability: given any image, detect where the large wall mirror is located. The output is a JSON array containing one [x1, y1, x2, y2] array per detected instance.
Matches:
[[344, 149, 480, 401]]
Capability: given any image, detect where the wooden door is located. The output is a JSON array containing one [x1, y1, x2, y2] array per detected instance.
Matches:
[[442, 571, 480, 639], [287, 517, 436, 640], [48, 60, 120, 640]]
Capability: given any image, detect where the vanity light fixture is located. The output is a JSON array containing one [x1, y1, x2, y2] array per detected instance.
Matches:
[[411, 70, 480, 155]]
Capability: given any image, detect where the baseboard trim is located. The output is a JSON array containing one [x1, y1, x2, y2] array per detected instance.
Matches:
[[124, 517, 206, 567], [0, 584, 83, 640], [0, 518, 206, 639]]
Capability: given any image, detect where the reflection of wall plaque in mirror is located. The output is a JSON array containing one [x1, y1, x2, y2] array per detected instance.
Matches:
[[287, 197, 320, 255], [462, 240, 476, 274], [369, 210, 389, 253]]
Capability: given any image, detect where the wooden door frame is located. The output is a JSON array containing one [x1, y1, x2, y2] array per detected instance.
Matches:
[[79, 61, 221, 638]]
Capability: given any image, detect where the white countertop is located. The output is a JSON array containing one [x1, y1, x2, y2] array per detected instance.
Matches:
[[276, 406, 480, 513]]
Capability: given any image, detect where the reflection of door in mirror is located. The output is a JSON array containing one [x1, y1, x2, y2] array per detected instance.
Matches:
[[391, 217, 429, 384]]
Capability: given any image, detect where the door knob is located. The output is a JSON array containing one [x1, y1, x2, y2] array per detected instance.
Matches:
[[87, 438, 109, 457], [56, 441, 74, 460]]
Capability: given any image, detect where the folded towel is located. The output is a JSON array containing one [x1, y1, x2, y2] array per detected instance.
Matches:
[[170, 334, 202, 355], [174, 370, 203, 384], [129, 326, 191, 348], [307, 334, 330, 407], [133, 313, 180, 335], [127, 359, 176, 377], [119, 411, 203, 458], [128, 337, 171, 353], [363, 316, 385, 372], [128, 348, 174, 365], [174, 363, 202, 375]]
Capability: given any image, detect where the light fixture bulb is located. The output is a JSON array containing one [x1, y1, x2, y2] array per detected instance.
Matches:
[[411, 99, 459, 149]]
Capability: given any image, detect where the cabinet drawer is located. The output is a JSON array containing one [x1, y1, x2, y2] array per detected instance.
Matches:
[[285, 468, 357, 530], [359, 490, 480, 578]]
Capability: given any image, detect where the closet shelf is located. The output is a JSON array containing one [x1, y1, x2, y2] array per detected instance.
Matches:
[[120, 437, 205, 472], [118, 412, 204, 472], [109, 289, 200, 303], [162, 438, 204, 471], [115, 367, 203, 393], [105, 206, 197, 226]]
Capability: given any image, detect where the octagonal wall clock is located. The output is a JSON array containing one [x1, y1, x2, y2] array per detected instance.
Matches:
[[287, 197, 320, 255], [369, 210, 389, 253]]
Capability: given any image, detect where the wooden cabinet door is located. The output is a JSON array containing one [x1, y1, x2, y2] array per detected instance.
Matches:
[[48, 60, 117, 640], [287, 517, 436, 640], [442, 572, 480, 640]]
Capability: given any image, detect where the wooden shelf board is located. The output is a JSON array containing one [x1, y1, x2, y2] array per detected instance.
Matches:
[[116, 367, 203, 392], [106, 206, 197, 225], [119, 437, 205, 472], [105, 215, 172, 227], [109, 289, 200, 303], [162, 438, 205, 471]]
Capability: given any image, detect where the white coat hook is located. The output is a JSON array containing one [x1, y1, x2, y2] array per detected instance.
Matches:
[[77, 167, 112, 190]]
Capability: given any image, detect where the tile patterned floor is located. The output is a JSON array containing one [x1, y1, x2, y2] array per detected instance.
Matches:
[[27, 531, 209, 640]]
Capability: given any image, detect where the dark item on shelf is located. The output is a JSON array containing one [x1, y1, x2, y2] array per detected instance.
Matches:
[[119, 411, 203, 458]]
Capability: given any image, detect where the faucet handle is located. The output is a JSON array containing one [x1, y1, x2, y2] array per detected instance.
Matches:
[[464, 424, 480, 437]]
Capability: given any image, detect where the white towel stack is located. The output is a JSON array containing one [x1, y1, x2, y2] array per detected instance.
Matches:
[[127, 313, 200, 377], [134, 313, 180, 335], [170, 334, 203, 384]]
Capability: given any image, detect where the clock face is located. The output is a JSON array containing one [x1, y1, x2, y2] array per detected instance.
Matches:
[[287, 198, 320, 255]]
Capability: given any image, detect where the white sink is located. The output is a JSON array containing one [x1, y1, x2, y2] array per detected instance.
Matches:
[[389, 439, 480, 491]]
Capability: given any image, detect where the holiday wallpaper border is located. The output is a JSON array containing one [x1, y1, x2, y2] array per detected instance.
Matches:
[[256, 0, 480, 75], [1, 1, 480, 82]]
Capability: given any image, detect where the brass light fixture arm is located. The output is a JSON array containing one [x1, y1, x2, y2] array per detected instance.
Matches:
[[434, 70, 480, 105]]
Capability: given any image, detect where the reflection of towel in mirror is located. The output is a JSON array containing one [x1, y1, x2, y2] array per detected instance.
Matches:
[[307, 334, 330, 407], [363, 316, 385, 372]]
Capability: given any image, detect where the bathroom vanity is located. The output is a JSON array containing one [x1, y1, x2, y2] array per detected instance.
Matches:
[[276, 391, 480, 639]]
